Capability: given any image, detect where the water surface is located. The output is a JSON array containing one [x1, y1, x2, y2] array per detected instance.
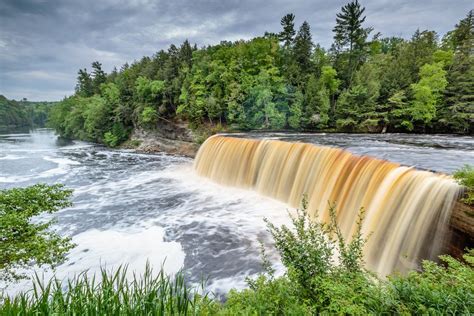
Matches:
[[1, 129, 472, 294]]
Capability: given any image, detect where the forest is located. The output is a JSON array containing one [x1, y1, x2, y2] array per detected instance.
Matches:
[[48, 1, 473, 147], [0, 95, 53, 130]]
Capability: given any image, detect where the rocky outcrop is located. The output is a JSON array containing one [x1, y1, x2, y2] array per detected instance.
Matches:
[[128, 121, 199, 157], [446, 201, 474, 258]]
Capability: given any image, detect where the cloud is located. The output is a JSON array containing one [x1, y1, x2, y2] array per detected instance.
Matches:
[[0, 0, 472, 101]]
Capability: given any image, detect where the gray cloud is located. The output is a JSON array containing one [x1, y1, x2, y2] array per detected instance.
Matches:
[[0, 0, 471, 101]]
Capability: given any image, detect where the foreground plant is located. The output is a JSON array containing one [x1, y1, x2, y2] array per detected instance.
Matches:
[[1, 197, 473, 315], [1, 264, 217, 315], [225, 201, 474, 315], [0, 184, 75, 282]]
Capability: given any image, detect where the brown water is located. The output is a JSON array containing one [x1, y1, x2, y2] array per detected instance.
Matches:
[[194, 135, 462, 275]]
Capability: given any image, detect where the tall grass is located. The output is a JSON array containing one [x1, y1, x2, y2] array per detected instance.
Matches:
[[0, 264, 216, 315]]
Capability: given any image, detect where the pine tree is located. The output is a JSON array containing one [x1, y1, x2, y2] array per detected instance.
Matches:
[[180, 39, 194, 69], [440, 10, 474, 133], [332, 0, 371, 87], [75, 69, 94, 97], [279, 13, 296, 48], [91, 61, 107, 94], [293, 21, 314, 81]]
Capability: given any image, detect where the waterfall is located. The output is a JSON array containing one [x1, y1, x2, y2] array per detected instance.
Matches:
[[194, 135, 462, 275]]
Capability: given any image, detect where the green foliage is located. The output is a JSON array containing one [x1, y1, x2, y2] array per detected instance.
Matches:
[[288, 91, 303, 129], [0, 184, 74, 282], [453, 165, 474, 205], [47, 7, 473, 140], [2, 197, 473, 315], [332, 0, 372, 88], [0, 95, 54, 130], [278, 13, 296, 48], [409, 62, 448, 126], [103, 123, 129, 148], [0, 265, 218, 315], [140, 106, 158, 127], [224, 275, 311, 315], [225, 201, 474, 315], [389, 250, 474, 314]]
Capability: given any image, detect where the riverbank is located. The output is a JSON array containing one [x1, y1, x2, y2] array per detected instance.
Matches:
[[122, 121, 200, 157]]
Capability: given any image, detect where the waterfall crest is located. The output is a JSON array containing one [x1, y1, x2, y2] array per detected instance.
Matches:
[[194, 136, 461, 275]]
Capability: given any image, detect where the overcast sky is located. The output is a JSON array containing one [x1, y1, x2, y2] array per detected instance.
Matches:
[[0, 0, 472, 101]]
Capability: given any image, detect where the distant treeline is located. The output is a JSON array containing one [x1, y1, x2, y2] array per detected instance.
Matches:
[[49, 2, 473, 146], [0, 95, 54, 130]]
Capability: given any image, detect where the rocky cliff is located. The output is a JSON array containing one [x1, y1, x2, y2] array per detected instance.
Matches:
[[128, 121, 199, 157]]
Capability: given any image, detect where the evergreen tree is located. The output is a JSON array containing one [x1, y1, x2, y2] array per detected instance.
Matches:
[[293, 21, 314, 82], [332, 0, 371, 87], [336, 61, 380, 131], [439, 10, 474, 133], [448, 9, 474, 55], [75, 69, 94, 97], [180, 39, 194, 69], [279, 13, 296, 48], [91, 61, 107, 94], [288, 90, 303, 129]]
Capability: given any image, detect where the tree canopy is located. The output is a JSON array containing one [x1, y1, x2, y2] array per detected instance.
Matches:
[[48, 5, 473, 147]]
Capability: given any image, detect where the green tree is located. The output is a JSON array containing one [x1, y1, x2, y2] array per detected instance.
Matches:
[[279, 13, 296, 48], [0, 184, 75, 282], [332, 0, 372, 87], [92, 61, 107, 94], [387, 90, 412, 130], [249, 70, 287, 129], [140, 106, 158, 127], [75, 69, 94, 97], [304, 71, 336, 129], [293, 21, 314, 82], [83, 95, 111, 141], [439, 10, 474, 133], [336, 61, 379, 131], [409, 62, 448, 127], [288, 90, 303, 129]]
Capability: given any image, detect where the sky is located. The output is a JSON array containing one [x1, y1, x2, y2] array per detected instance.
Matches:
[[0, 0, 472, 101]]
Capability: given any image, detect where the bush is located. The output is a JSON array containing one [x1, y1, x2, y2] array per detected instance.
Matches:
[[0, 184, 75, 282], [453, 164, 474, 205], [103, 123, 129, 148], [225, 200, 474, 314], [336, 118, 357, 132], [140, 106, 158, 127], [389, 250, 474, 314], [2, 197, 473, 315]]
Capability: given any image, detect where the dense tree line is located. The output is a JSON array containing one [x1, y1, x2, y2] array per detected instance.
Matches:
[[0, 95, 53, 130], [49, 2, 473, 146]]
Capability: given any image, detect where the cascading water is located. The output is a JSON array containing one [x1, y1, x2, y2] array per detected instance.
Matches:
[[194, 135, 462, 275]]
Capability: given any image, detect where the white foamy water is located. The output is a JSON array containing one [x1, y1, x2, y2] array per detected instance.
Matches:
[[0, 129, 291, 296], [1, 129, 472, 296]]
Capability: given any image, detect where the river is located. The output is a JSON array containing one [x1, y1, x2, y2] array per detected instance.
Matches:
[[1, 129, 473, 295]]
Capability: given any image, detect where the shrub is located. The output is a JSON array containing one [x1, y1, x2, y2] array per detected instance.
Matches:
[[103, 123, 129, 147], [140, 106, 158, 127], [389, 250, 474, 314], [453, 164, 474, 205], [0, 184, 75, 282], [2, 197, 473, 315]]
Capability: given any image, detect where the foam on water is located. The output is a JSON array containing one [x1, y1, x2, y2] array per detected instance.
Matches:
[[2, 129, 472, 297], [3, 224, 185, 295]]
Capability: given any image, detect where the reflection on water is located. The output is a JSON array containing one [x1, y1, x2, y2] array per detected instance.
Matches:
[[0, 129, 472, 295]]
